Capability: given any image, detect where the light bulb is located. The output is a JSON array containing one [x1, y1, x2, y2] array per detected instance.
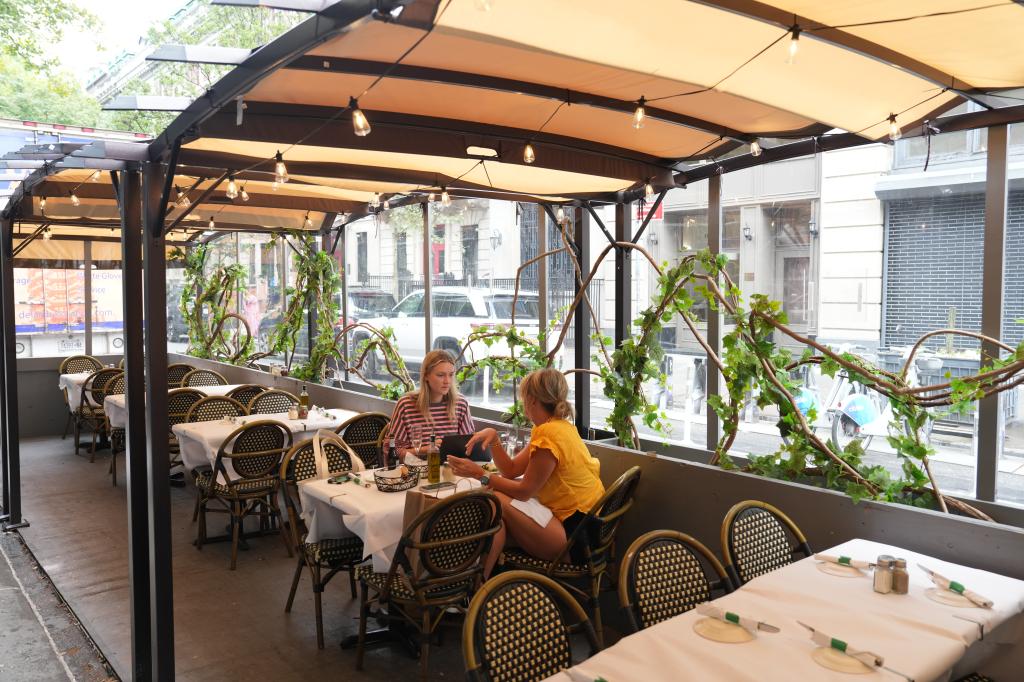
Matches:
[[209, 217, 216, 230], [175, 186, 191, 208], [70, 192, 80, 207], [644, 181, 654, 200], [428, 192, 436, 202], [633, 96, 646, 130], [383, 199, 390, 210], [43, 227, 51, 240], [304, 213, 313, 228], [888, 114, 902, 142], [441, 187, 451, 207], [271, 181, 279, 192], [89, 171, 100, 182], [750, 140, 762, 157], [225, 175, 238, 200], [240, 187, 249, 202], [523, 143, 535, 164], [349, 97, 371, 137], [787, 26, 801, 64], [40, 196, 47, 211], [370, 192, 380, 209], [556, 206, 566, 223], [274, 151, 289, 184]]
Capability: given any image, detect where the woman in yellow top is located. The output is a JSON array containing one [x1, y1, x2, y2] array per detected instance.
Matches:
[[449, 367, 605, 577]]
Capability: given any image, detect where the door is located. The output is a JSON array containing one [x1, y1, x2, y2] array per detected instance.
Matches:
[[775, 252, 812, 329]]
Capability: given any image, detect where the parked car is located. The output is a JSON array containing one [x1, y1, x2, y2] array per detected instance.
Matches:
[[258, 287, 397, 354]]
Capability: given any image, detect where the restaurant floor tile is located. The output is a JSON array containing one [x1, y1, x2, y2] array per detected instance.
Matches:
[[17, 436, 467, 680]]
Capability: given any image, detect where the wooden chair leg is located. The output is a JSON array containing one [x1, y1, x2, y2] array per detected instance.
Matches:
[[590, 575, 604, 648], [349, 567, 357, 599], [89, 426, 97, 463], [270, 497, 293, 558], [109, 452, 117, 487], [314, 584, 325, 650], [230, 501, 242, 570], [62, 412, 72, 439], [73, 418, 80, 455], [196, 494, 208, 549], [285, 557, 303, 613], [355, 583, 369, 670], [419, 608, 431, 681]]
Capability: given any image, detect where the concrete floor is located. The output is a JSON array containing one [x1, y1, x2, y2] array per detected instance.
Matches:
[[16, 436, 470, 681]]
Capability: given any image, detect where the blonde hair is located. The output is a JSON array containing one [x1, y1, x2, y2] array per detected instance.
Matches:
[[520, 367, 574, 420], [414, 349, 460, 423]]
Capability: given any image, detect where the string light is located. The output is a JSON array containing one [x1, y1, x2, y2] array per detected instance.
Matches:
[[750, 140, 763, 157], [349, 97, 372, 137], [240, 185, 249, 202], [382, 198, 390, 211], [428, 192, 436, 202], [43, 226, 51, 240], [441, 186, 451, 207], [225, 173, 238, 200], [304, 212, 313, 229], [40, 196, 47, 212], [888, 114, 902, 142], [175, 185, 191, 208], [523, 143, 536, 164], [208, 216, 215, 230], [632, 96, 646, 130], [644, 181, 655, 200], [274, 151, 289, 184], [271, 181, 279, 192], [89, 171, 100, 182], [370, 192, 380, 209], [70, 191, 80, 207], [787, 25, 801, 64], [556, 206, 566, 223]]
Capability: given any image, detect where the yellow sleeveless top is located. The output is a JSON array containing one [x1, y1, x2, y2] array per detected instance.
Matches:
[[529, 418, 604, 521]]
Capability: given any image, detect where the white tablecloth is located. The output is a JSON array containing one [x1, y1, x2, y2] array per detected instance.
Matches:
[[546, 538, 1024, 682], [59, 372, 99, 411], [299, 475, 481, 572], [103, 384, 246, 429], [171, 408, 359, 475]]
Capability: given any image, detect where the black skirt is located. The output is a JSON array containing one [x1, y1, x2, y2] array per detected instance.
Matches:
[[561, 510, 598, 564]]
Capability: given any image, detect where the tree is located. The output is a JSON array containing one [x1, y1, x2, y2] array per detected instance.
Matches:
[[0, 57, 100, 125], [0, 0, 82, 66]]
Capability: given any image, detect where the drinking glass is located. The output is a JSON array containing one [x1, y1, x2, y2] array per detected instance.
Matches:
[[410, 427, 422, 457]]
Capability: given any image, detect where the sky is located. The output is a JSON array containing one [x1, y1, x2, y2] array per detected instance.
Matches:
[[48, 0, 187, 86]]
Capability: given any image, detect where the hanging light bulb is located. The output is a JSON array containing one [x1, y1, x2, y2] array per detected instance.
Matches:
[[89, 170, 100, 182], [428, 192, 436, 203], [175, 185, 191, 208], [888, 114, 902, 142], [556, 206, 566, 223], [304, 212, 313, 229], [349, 97, 372, 137], [750, 140, 763, 157], [225, 174, 238, 200], [369, 192, 380, 209], [271, 181, 279, 192], [40, 196, 47, 212], [208, 216, 216, 230], [274, 151, 289, 184], [441, 187, 451, 207], [632, 96, 646, 130], [383, 198, 390, 211], [523, 143, 536, 164], [43, 226, 51, 240], [644, 181, 654, 200], [70, 191, 80, 207], [240, 186, 249, 202], [787, 25, 801, 64]]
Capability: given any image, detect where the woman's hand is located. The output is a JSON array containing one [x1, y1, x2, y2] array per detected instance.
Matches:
[[447, 455, 485, 479], [465, 427, 498, 454]]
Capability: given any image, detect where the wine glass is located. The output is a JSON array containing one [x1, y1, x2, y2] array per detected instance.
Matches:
[[410, 427, 422, 460]]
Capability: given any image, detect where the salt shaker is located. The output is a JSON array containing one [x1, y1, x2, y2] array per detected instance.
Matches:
[[873, 555, 894, 594], [892, 558, 909, 595]]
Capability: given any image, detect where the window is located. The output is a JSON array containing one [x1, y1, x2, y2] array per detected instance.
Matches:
[[432, 293, 476, 317], [356, 232, 368, 283], [462, 225, 479, 283], [487, 294, 539, 319], [394, 291, 424, 316]]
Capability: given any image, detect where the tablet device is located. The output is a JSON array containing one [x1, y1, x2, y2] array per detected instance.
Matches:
[[440, 433, 491, 462]]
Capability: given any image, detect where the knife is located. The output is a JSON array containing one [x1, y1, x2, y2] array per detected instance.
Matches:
[[695, 603, 780, 633], [797, 621, 914, 681], [918, 564, 994, 608]]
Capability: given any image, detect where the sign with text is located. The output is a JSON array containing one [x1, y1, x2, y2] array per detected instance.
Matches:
[[636, 201, 663, 222]]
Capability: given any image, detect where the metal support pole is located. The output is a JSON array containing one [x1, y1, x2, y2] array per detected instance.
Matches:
[[614, 202, 631, 348], [117, 169, 154, 679], [976, 124, 1008, 502], [339, 224, 350, 382], [84, 240, 93, 356], [537, 206, 548, 353], [141, 161, 175, 680], [573, 207, 591, 437], [307, 235, 318, 361], [706, 175, 722, 450], [422, 203, 432, 358], [0, 216, 25, 529]]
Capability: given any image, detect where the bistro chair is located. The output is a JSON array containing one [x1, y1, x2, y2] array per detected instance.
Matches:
[[618, 530, 732, 633], [280, 436, 366, 648], [194, 420, 293, 570], [186, 396, 247, 423], [59, 354, 103, 439], [117, 357, 125, 369], [502, 465, 641, 648], [182, 368, 228, 387], [248, 389, 299, 415], [75, 367, 122, 461], [166, 363, 196, 389], [356, 489, 501, 681], [952, 674, 995, 682], [335, 412, 390, 469], [104, 372, 127, 486], [167, 388, 206, 474], [720, 500, 812, 587], [463, 571, 601, 682], [226, 384, 267, 408]]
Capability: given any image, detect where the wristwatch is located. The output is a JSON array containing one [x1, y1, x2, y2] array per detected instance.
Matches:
[[479, 474, 491, 486]]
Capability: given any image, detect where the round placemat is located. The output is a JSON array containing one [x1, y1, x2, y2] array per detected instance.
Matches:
[[692, 617, 754, 643], [816, 561, 866, 578], [811, 647, 873, 674], [925, 587, 974, 608]]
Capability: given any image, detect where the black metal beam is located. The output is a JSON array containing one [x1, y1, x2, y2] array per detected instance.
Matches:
[[148, 44, 252, 65], [156, 137, 182, 226], [706, 174, 722, 450], [614, 202, 631, 349], [0, 219, 10, 521], [141, 162, 175, 680], [0, 216, 26, 530], [583, 203, 615, 247], [162, 171, 229, 234], [630, 191, 667, 245], [573, 207, 590, 437]]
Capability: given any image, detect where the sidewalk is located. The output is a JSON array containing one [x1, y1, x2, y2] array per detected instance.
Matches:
[[0, 531, 115, 682]]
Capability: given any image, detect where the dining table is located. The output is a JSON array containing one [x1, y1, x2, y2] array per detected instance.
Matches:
[[544, 538, 1024, 682], [104, 384, 248, 429], [59, 371, 107, 411]]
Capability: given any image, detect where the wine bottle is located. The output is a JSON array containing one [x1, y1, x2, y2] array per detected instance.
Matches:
[[298, 384, 309, 418], [427, 433, 441, 485]]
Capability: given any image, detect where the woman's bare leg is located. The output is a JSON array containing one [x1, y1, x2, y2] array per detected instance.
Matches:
[[483, 492, 566, 577]]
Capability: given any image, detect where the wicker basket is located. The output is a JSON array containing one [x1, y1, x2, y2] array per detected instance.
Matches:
[[405, 462, 430, 478], [374, 470, 420, 493]]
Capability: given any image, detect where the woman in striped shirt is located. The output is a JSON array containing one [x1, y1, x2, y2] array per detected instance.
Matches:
[[387, 349, 475, 459]]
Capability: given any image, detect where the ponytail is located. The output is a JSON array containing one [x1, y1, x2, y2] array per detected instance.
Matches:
[[521, 368, 574, 420]]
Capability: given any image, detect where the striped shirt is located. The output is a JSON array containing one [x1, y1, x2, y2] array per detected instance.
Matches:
[[386, 394, 475, 450]]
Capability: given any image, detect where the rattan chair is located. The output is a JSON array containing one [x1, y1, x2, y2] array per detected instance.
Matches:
[[618, 530, 732, 633], [166, 363, 196, 389], [463, 571, 602, 682], [182, 368, 228, 387], [335, 412, 390, 469], [167, 388, 206, 472], [280, 436, 366, 648], [248, 389, 299, 415], [117, 357, 125, 369], [195, 420, 294, 569], [186, 396, 247, 423], [104, 372, 127, 487], [356, 489, 501, 681], [502, 465, 641, 647], [74, 368, 122, 461], [226, 384, 267, 407], [59, 354, 103, 439], [720, 500, 812, 587], [952, 674, 994, 682]]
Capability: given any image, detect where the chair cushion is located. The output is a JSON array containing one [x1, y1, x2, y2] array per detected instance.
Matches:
[[195, 470, 275, 496], [357, 566, 472, 602], [502, 548, 589, 575], [304, 537, 365, 566]]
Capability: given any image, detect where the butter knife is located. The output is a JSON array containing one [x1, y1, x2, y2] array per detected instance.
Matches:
[[695, 603, 780, 633], [918, 564, 994, 608], [797, 621, 914, 681]]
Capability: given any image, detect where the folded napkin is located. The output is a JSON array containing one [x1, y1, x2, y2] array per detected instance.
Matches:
[[511, 497, 554, 528], [405, 454, 427, 466], [695, 603, 759, 636], [923, 565, 993, 608], [814, 553, 872, 570], [802, 623, 883, 668]]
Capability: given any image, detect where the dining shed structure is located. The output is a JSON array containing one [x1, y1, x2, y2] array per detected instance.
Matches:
[[3, 1, 1024, 679]]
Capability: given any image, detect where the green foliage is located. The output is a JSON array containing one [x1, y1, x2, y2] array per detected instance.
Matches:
[[347, 325, 414, 400], [170, 244, 251, 362], [0, 0, 84, 65], [0, 58, 101, 126]]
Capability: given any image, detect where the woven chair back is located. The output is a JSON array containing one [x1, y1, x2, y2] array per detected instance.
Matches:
[[182, 368, 227, 387], [85, 368, 123, 405], [167, 389, 206, 428], [336, 412, 390, 469], [104, 372, 126, 396], [61, 355, 102, 375], [219, 421, 293, 480], [619, 530, 731, 632], [186, 396, 247, 423], [722, 500, 811, 585], [248, 389, 298, 415], [167, 363, 196, 388], [280, 436, 358, 545], [463, 571, 599, 682], [118, 357, 125, 369], [226, 384, 266, 407]]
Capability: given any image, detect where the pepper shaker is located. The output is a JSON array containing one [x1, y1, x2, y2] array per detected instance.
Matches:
[[873, 555, 894, 594], [892, 558, 909, 594]]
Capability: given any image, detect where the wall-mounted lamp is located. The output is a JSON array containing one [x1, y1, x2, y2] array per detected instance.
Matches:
[[490, 231, 502, 250], [742, 225, 753, 241], [808, 220, 819, 237]]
